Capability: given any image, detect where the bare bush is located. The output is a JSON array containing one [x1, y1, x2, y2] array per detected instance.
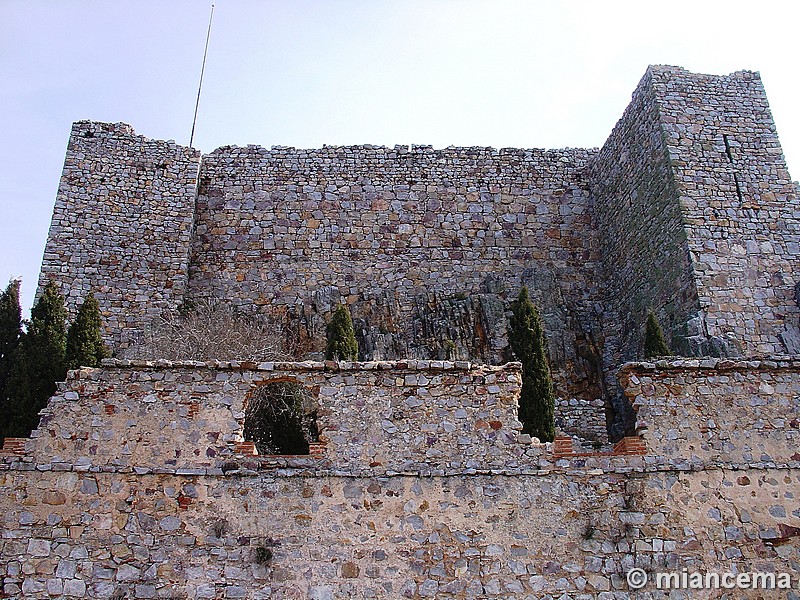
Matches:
[[122, 300, 296, 362]]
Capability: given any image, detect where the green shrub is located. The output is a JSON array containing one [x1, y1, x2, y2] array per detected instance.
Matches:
[[325, 304, 358, 361], [3, 282, 67, 438], [643, 310, 671, 358], [0, 280, 22, 416], [66, 292, 110, 370], [508, 286, 555, 442]]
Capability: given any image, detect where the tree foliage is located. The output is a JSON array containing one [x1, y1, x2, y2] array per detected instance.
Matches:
[[3, 282, 67, 438], [643, 310, 671, 358], [325, 304, 358, 361], [0, 280, 22, 415], [66, 292, 109, 370], [508, 286, 555, 442]]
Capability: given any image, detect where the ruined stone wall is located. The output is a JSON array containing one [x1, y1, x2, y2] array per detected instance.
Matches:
[[188, 145, 603, 397], [652, 67, 800, 356], [2, 360, 800, 598], [34, 65, 800, 437], [37, 121, 201, 348], [621, 356, 800, 468], [27, 361, 529, 476]]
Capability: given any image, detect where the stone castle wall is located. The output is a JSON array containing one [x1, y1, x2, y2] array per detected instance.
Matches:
[[653, 68, 800, 356], [590, 67, 800, 366], [189, 144, 602, 396], [2, 359, 799, 598], [590, 68, 698, 368], [38, 121, 201, 348], [622, 357, 800, 467], [36, 66, 800, 407], [26, 360, 528, 476]]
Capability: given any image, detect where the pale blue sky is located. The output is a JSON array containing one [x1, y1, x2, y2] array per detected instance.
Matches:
[[1, 0, 798, 315]]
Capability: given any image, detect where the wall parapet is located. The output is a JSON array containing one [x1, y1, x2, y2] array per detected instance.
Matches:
[[96, 357, 517, 373], [29, 361, 531, 477], [619, 354, 800, 376], [620, 355, 800, 469]]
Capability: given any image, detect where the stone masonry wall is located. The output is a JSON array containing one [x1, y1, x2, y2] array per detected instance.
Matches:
[[188, 145, 603, 398], [653, 67, 800, 356], [3, 467, 799, 599], [621, 356, 800, 469], [2, 360, 800, 598], [34, 65, 800, 440], [555, 397, 608, 449], [590, 67, 699, 369], [37, 121, 201, 348], [26, 360, 529, 476]]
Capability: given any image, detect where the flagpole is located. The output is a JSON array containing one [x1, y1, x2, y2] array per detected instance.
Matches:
[[190, 3, 215, 149]]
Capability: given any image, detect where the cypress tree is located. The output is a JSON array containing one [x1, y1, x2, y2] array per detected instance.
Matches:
[[508, 286, 555, 442], [643, 310, 671, 358], [0, 280, 22, 412], [325, 304, 358, 361], [3, 282, 67, 438], [66, 292, 109, 370]]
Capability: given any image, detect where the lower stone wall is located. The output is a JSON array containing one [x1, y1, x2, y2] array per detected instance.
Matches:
[[555, 397, 608, 449], [26, 360, 528, 477], [1, 466, 798, 598], [4, 358, 800, 598]]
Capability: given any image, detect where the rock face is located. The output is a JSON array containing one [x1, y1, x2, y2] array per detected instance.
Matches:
[[1, 358, 800, 598]]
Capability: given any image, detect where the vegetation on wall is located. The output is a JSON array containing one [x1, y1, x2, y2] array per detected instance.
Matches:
[[122, 299, 294, 362], [508, 286, 555, 442], [1, 283, 110, 440], [0, 280, 22, 422], [325, 304, 359, 361], [243, 381, 318, 455], [643, 310, 671, 358]]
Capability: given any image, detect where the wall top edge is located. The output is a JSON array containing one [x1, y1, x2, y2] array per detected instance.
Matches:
[[202, 144, 599, 159], [619, 355, 800, 375], [647, 64, 760, 79], [83, 358, 523, 376], [69, 67, 760, 161], [69, 119, 600, 158], [70, 120, 201, 158]]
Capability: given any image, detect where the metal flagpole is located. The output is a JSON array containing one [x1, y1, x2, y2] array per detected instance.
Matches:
[[190, 3, 215, 149]]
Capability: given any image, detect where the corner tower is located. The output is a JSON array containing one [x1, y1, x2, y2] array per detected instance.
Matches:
[[37, 121, 201, 348], [592, 66, 799, 362]]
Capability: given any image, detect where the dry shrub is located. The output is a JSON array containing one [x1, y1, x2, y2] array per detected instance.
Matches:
[[123, 300, 296, 362]]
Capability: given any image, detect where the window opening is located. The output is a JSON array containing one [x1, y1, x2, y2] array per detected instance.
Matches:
[[243, 380, 319, 455]]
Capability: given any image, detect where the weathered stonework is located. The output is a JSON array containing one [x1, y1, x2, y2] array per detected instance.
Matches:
[[27, 360, 528, 476], [38, 121, 201, 349], [36, 66, 800, 414], [2, 359, 799, 598], [10, 65, 800, 597], [190, 143, 601, 399]]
